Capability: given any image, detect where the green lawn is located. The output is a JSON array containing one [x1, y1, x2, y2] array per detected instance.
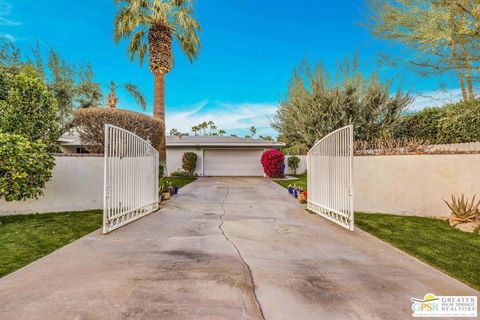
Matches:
[[160, 176, 198, 189], [355, 212, 480, 290], [0, 210, 102, 278], [274, 173, 307, 190]]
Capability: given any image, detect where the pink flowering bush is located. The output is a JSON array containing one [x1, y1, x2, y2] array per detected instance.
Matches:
[[261, 149, 285, 178]]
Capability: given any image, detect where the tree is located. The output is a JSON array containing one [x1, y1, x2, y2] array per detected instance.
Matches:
[[0, 65, 60, 150], [192, 125, 199, 136], [249, 126, 257, 138], [182, 152, 198, 175], [170, 128, 179, 136], [287, 156, 301, 175], [107, 80, 146, 110], [32, 46, 102, 130], [272, 56, 412, 149], [259, 135, 274, 141], [208, 120, 217, 135], [367, 0, 480, 101], [114, 0, 201, 166], [218, 129, 226, 136], [0, 133, 55, 201]]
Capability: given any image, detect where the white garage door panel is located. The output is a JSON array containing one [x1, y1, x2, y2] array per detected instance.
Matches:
[[204, 149, 264, 176]]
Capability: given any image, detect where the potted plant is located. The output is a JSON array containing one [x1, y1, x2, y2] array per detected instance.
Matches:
[[298, 191, 307, 204], [287, 184, 294, 194], [172, 186, 179, 195], [161, 181, 172, 200]]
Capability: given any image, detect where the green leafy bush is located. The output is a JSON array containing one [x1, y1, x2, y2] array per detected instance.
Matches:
[[0, 66, 60, 150], [182, 152, 198, 175], [438, 106, 480, 143], [393, 107, 447, 142], [0, 132, 55, 201], [73, 108, 164, 153], [394, 100, 480, 144], [287, 155, 301, 175]]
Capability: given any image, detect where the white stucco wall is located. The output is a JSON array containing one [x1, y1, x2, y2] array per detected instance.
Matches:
[[166, 147, 203, 176], [0, 156, 104, 216], [354, 154, 480, 218], [284, 155, 307, 175]]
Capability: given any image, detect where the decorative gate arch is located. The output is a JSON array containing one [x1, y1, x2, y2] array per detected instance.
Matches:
[[307, 125, 354, 231], [103, 124, 159, 234]]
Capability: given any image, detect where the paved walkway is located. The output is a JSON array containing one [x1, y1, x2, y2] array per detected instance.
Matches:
[[0, 178, 477, 319]]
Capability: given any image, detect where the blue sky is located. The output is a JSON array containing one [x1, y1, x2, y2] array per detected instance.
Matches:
[[0, 0, 462, 137]]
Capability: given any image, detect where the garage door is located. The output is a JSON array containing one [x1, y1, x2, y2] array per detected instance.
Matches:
[[204, 149, 265, 176]]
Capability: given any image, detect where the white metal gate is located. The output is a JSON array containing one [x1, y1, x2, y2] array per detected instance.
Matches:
[[307, 125, 354, 230], [103, 124, 159, 234]]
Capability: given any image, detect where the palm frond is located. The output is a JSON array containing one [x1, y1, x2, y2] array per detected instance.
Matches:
[[124, 83, 147, 110]]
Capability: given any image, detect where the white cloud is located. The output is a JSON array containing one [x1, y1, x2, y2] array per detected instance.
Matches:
[[408, 88, 466, 111], [0, 33, 16, 42], [166, 100, 279, 136], [0, 1, 20, 26]]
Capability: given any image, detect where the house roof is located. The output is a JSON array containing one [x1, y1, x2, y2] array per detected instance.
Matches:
[[59, 130, 82, 146], [166, 135, 285, 148], [58, 130, 285, 148]]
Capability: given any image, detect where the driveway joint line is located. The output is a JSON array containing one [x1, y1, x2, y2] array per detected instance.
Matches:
[[218, 187, 266, 320]]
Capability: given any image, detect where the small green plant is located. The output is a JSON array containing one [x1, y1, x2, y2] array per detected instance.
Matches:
[[161, 180, 172, 193], [444, 194, 480, 225], [287, 156, 301, 175], [182, 152, 198, 175]]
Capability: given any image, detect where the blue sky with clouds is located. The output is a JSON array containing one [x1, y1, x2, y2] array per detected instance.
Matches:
[[0, 0, 462, 137]]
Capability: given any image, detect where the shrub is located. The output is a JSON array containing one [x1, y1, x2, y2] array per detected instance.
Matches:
[[261, 149, 285, 178], [287, 155, 301, 175], [438, 106, 480, 143], [171, 170, 192, 177], [394, 100, 480, 144], [393, 107, 447, 142], [73, 108, 164, 153], [0, 132, 55, 201], [0, 66, 59, 150], [182, 152, 198, 175]]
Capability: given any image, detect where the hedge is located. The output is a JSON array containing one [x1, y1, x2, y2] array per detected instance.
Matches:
[[394, 100, 480, 144], [0, 132, 55, 201], [73, 108, 164, 153]]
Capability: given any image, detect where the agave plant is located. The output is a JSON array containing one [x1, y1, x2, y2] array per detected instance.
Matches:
[[444, 194, 480, 225]]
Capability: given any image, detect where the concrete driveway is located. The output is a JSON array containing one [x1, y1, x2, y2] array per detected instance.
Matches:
[[0, 177, 477, 319]]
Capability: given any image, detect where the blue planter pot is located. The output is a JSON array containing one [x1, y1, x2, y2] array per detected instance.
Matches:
[[173, 186, 179, 195], [288, 187, 293, 194], [293, 189, 298, 199]]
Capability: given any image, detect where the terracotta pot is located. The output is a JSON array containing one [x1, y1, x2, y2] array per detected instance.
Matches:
[[162, 192, 171, 200]]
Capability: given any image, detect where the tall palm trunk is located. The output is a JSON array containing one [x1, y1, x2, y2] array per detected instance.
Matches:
[[154, 73, 167, 165], [149, 24, 173, 167]]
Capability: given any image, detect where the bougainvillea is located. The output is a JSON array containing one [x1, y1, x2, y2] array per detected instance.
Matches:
[[261, 149, 285, 178]]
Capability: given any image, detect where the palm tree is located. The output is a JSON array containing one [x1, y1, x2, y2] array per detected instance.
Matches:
[[200, 121, 208, 135], [192, 125, 198, 136], [207, 120, 215, 135], [107, 81, 147, 110], [169, 128, 179, 136], [249, 126, 257, 138], [114, 0, 201, 165], [218, 129, 226, 136]]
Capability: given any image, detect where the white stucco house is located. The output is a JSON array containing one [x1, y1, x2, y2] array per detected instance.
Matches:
[[59, 132, 285, 177], [166, 135, 285, 176]]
